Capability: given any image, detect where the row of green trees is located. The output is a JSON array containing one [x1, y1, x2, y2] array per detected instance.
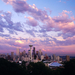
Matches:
[[0, 58, 75, 75]]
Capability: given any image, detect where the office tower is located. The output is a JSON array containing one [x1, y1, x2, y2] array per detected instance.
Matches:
[[33, 47, 35, 55], [28, 50, 31, 56], [22, 50, 26, 56], [29, 45, 33, 61], [46, 56, 49, 60], [56, 56, 60, 61], [39, 50, 41, 55], [36, 51, 38, 55], [51, 55, 53, 60], [38, 49, 41, 59], [53, 54, 56, 60], [7, 55, 10, 60], [20, 52, 22, 57], [36, 55, 38, 60], [41, 55, 44, 61], [16, 48, 20, 56], [11, 52, 14, 58], [66, 55, 70, 61], [34, 54, 36, 59]]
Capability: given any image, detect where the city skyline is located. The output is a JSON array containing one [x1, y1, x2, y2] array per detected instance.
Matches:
[[0, 0, 75, 56]]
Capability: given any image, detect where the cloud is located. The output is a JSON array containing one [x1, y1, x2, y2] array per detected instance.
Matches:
[[53, 15, 72, 23], [1, 0, 75, 54], [0, 11, 23, 34], [25, 29, 35, 37], [0, 33, 10, 37], [39, 10, 75, 38], [3, 11, 13, 26], [0, 33, 75, 55], [2, 0, 75, 38], [0, 44, 16, 53], [2, 0, 50, 22], [71, 16, 75, 21], [0, 26, 4, 32], [44, 7, 52, 14], [0, 37, 37, 53], [53, 35, 75, 46], [25, 16, 38, 26], [63, 10, 72, 14]]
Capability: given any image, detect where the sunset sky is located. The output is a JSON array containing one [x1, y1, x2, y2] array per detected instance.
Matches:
[[0, 0, 75, 56]]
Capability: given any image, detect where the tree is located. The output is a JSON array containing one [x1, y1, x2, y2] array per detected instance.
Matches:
[[0, 58, 27, 75], [63, 59, 75, 75], [27, 62, 52, 75]]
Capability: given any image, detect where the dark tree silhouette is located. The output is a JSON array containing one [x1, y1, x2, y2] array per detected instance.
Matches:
[[63, 59, 75, 75], [1, 58, 75, 75], [0, 58, 27, 75]]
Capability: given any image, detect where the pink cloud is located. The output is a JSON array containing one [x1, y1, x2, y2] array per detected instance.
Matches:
[[0, 11, 23, 33], [71, 16, 75, 21], [1, 0, 75, 55], [63, 10, 72, 14], [0, 36, 75, 56], [2, 0, 75, 36], [53, 11, 72, 23], [25, 16, 38, 26], [2, 0, 50, 22]]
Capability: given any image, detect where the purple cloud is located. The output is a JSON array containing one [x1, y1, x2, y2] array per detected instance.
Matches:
[[26, 29, 35, 37], [0, 33, 10, 37], [25, 17, 38, 26], [3, 0, 50, 22], [2, 0, 75, 39], [53, 16, 72, 23], [0, 11, 23, 34], [0, 44, 16, 53], [3, 12, 13, 26]]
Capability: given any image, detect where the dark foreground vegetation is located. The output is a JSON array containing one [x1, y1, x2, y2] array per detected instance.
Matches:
[[0, 58, 75, 75]]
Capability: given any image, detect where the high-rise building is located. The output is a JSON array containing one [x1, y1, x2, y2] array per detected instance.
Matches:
[[66, 55, 70, 61], [11, 52, 14, 58], [7, 55, 11, 60], [36, 51, 38, 55], [20, 52, 22, 57], [22, 50, 26, 56], [16, 48, 20, 56], [28, 50, 31, 56], [29, 45, 33, 61], [39, 50, 41, 55], [38, 50, 41, 59], [53, 54, 56, 60], [51, 55, 53, 60], [33, 47, 35, 55], [56, 56, 60, 61], [41, 55, 44, 61]]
